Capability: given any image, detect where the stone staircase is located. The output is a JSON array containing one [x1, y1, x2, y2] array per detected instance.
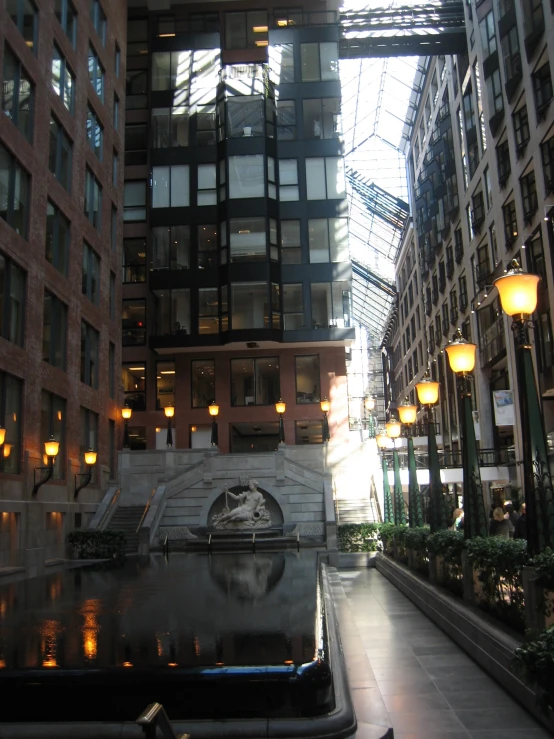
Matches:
[[106, 505, 145, 554], [336, 498, 380, 525]]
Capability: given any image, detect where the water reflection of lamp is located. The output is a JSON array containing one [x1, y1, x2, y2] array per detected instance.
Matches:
[[81, 599, 100, 663], [276, 399, 286, 444], [164, 404, 174, 448], [209, 401, 219, 446], [122, 405, 132, 448], [32, 435, 60, 498]]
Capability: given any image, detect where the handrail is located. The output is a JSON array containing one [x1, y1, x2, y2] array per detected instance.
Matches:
[[89, 487, 120, 530], [136, 488, 157, 534], [136, 702, 190, 739]]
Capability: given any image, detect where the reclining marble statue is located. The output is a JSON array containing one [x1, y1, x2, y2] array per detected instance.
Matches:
[[212, 480, 272, 529]]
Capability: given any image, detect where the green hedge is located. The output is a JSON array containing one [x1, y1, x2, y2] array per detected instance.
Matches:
[[428, 529, 465, 596], [67, 530, 126, 560], [337, 523, 380, 552], [513, 625, 554, 716]]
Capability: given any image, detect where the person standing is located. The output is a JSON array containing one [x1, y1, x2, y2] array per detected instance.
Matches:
[[513, 503, 527, 540]]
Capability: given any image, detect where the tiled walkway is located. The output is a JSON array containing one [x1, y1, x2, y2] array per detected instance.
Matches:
[[331, 567, 552, 739]]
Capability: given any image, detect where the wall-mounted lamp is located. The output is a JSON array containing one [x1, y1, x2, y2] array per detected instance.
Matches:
[[164, 404, 175, 448], [74, 449, 98, 499], [32, 435, 60, 497], [209, 401, 219, 446]]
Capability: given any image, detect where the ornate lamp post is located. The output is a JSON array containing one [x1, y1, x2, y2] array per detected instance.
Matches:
[[398, 399, 423, 527], [164, 404, 175, 448], [386, 417, 405, 525], [276, 399, 286, 444], [32, 435, 60, 497], [365, 396, 376, 438], [494, 259, 554, 554], [209, 401, 219, 447], [75, 449, 98, 499], [122, 405, 132, 449], [376, 429, 394, 523], [445, 330, 488, 538], [320, 397, 330, 442], [415, 374, 447, 531]]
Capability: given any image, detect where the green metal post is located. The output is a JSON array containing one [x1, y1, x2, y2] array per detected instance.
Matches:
[[382, 454, 394, 524], [427, 408, 447, 533], [407, 435, 424, 527], [458, 377, 488, 538], [392, 445, 406, 525]]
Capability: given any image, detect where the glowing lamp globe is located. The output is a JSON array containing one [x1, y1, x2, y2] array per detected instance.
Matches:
[[121, 406, 132, 420], [494, 266, 540, 317], [44, 436, 60, 459], [376, 432, 391, 450], [0, 426, 5, 446], [416, 378, 440, 406], [364, 397, 375, 411], [3, 444, 11, 459], [385, 419, 402, 439], [208, 402, 219, 417], [164, 405, 175, 419], [398, 401, 417, 425], [84, 449, 97, 466], [275, 399, 286, 415], [446, 336, 477, 374], [320, 398, 330, 413]]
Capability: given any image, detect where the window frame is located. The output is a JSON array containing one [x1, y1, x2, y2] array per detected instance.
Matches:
[[45, 200, 70, 276], [2, 44, 34, 141], [43, 289, 67, 369], [82, 240, 100, 304], [49, 115, 73, 191], [80, 319, 99, 388], [0, 142, 30, 238], [0, 251, 26, 347]]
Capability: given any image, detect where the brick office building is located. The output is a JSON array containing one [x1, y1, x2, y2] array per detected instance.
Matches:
[[0, 0, 126, 566]]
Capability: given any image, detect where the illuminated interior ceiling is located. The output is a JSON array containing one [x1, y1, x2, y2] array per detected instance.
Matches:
[[339, 1, 435, 342]]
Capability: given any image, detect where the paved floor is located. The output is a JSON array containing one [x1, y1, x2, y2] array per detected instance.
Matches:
[[331, 567, 553, 739]]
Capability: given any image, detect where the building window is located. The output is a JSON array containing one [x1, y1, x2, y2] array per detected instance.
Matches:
[[49, 117, 72, 192], [300, 42, 339, 82], [152, 106, 189, 147], [471, 190, 485, 233], [112, 149, 118, 186], [125, 116, 146, 157], [52, 45, 74, 113], [0, 252, 25, 347], [152, 51, 192, 91], [191, 359, 214, 408], [79, 407, 98, 479], [153, 288, 189, 335], [295, 355, 320, 404], [225, 95, 265, 139], [311, 282, 350, 328], [86, 106, 103, 160], [152, 165, 189, 207], [122, 299, 145, 346], [152, 226, 190, 270], [84, 167, 102, 230], [306, 157, 346, 200], [82, 241, 100, 304], [2, 45, 34, 141], [9, 0, 38, 53], [88, 46, 104, 101], [197, 105, 216, 146], [122, 363, 146, 410], [45, 201, 69, 276], [198, 288, 218, 334], [0, 370, 22, 473], [500, 26, 521, 85], [486, 69, 503, 118], [198, 164, 216, 206], [123, 238, 146, 283], [533, 62, 553, 118], [302, 98, 340, 140], [279, 159, 299, 201], [541, 135, 554, 192], [89, 0, 106, 44], [157, 360, 175, 409], [43, 290, 67, 368], [115, 43, 120, 76], [228, 155, 264, 199], [231, 282, 268, 329], [113, 93, 119, 129], [270, 43, 294, 83], [502, 199, 518, 243], [0, 142, 29, 238], [225, 10, 267, 50], [276, 100, 296, 140], [111, 204, 117, 251], [520, 169, 538, 221], [80, 320, 99, 388], [231, 357, 280, 406], [496, 138, 511, 185], [283, 283, 303, 330], [281, 220, 301, 264], [308, 218, 348, 263], [126, 69, 147, 110], [54, 0, 77, 46], [40, 391, 65, 479], [123, 181, 146, 221], [479, 11, 496, 58], [513, 105, 530, 156], [109, 271, 115, 317], [198, 225, 217, 269], [459, 274, 468, 312], [522, 0, 544, 40]]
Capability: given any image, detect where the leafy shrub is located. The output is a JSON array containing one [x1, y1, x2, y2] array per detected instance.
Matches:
[[378, 523, 406, 544], [466, 537, 528, 631], [337, 523, 381, 552], [67, 530, 126, 560], [513, 625, 554, 715], [403, 527, 431, 554], [531, 548, 554, 591], [427, 529, 465, 596]]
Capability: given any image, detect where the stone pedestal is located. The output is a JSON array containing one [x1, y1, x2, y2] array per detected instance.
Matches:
[[25, 547, 45, 578]]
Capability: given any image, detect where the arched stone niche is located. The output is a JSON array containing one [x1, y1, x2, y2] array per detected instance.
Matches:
[[207, 484, 284, 529]]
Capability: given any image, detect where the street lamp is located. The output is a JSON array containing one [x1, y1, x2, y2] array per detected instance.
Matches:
[[276, 399, 286, 444], [415, 373, 447, 531], [398, 399, 423, 527], [320, 397, 330, 442], [494, 259, 554, 554], [446, 329, 488, 539], [364, 396, 376, 437], [386, 417, 406, 525], [32, 434, 60, 497], [122, 405, 132, 449], [208, 401, 219, 446], [75, 449, 98, 499], [376, 429, 394, 523], [164, 404, 175, 448]]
